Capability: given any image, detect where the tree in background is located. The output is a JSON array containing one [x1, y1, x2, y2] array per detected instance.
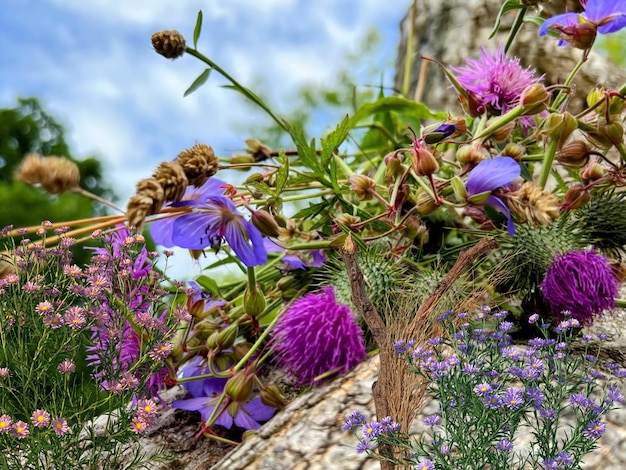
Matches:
[[0, 97, 115, 263]]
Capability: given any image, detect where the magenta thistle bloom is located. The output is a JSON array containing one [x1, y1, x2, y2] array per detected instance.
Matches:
[[451, 46, 541, 115], [466, 157, 521, 235], [151, 178, 267, 267], [0, 415, 12, 434], [51, 417, 69, 436], [31, 409, 50, 428], [539, 0, 626, 46], [271, 286, 368, 386], [541, 249, 618, 324], [12, 421, 29, 439]]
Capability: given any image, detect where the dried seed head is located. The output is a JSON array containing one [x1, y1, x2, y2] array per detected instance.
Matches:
[[507, 182, 559, 227], [151, 30, 186, 59], [176, 144, 218, 187], [126, 178, 165, 230], [16, 153, 80, 194], [153, 161, 188, 203]]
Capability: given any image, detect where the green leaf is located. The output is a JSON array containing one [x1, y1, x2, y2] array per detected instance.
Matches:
[[275, 150, 289, 195], [489, 0, 523, 39], [193, 10, 203, 49], [292, 201, 329, 220], [184, 68, 212, 97], [286, 123, 320, 173], [195, 275, 220, 296], [321, 114, 350, 168], [524, 16, 546, 29], [349, 97, 442, 130]]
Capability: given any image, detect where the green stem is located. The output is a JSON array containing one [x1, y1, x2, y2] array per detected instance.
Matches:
[[333, 154, 354, 178], [185, 47, 288, 133], [473, 106, 524, 141], [538, 138, 559, 190], [553, 54, 587, 110], [504, 7, 527, 54]]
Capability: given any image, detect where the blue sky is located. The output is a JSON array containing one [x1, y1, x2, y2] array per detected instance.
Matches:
[[1, 0, 408, 202]]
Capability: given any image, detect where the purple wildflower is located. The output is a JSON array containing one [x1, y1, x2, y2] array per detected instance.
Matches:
[[526, 387, 545, 409], [495, 439, 513, 453], [424, 414, 442, 427], [355, 440, 372, 454], [271, 287, 368, 386], [483, 394, 502, 409], [150, 178, 266, 266], [539, 0, 626, 47], [502, 387, 525, 409], [31, 409, 50, 428], [362, 422, 382, 438], [528, 313, 540, 324], [343, 410, 366, 431], [556, 451, 574, 467], [583, 420, 606, 440], [451, 46, 541, 115], [474, 382, 492, 396], [0, 415, 11, 434], [465, 157, 521, 235], [12, 421, 29, 439], [416, 460, 435, 470], [541, 249, 618, 325]]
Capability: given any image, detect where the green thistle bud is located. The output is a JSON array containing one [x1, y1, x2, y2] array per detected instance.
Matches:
[[260, 384, 286, 410], [225, 371, 254, 402], [575, 190, 626, 258]]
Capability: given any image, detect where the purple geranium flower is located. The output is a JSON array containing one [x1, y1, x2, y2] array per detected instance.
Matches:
[[541, 249, 618, 324], [270, 286, 368, 386], [451, 46, 541, 115], [539, 0, 626, 46], [465, 157, 521, 235], [150, 178, 267, 267]]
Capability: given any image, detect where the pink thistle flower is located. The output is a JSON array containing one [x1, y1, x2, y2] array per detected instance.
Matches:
[[35, 301, 54, 315], [12, 421, 29, 439], [149, 342, 173, 360], [51, 417, 69, 436], [0, 415, 12, 433], [451, 46, 541, 116], [31, 409, 50, 428], [57, 359, 76, 374], [541, 249, 618, 324], [270, 286, 368, 386], [64, 306, 86, 330]]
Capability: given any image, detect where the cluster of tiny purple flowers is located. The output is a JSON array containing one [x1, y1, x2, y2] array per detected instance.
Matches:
[[344, 307, 625, 469], [0, 409, 69, 439]]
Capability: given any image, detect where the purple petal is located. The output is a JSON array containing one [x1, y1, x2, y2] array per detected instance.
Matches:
[[486, 195, 515, 236], [170, 212, 217, 249], [466, 157, 520, 196], [244, 397, 276, 421], [282, 255, 307, 270], [585, 0, 626, 22], [310, 250, 327, 267], [538, 13, 578, 36], [598, 14, 626, 34], [172, 397, 211, 414], [223, 218, 268, 267], [150, 217, 177, 247]]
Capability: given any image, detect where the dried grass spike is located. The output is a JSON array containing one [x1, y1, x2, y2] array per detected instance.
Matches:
[[153, 161, 188, 203], [176, 144, 218, 188]]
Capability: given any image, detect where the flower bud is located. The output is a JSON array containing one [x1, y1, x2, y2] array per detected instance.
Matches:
[[500, 143, 525, 162], [456, 144, 485, 167], [559, 22, 597, 50], [229, 154, 256, 165], [335, 214, 361, 228], [224, 370, 254, 402], [151, 30, 186, 59], [245, 173, 265, 185], [260, 384, 286, 410], [401, 217, 429, 247], [411, 144, 439, 177], [384, 151, 405, 182], [206, 331, 219, 350], [561, 184, 591, 211], [216, 323, 239, 350], [250, 209, 281, 238], [415, 189, 438, 215], [459, 92, 483, 117], [542, 112, 578, 148], [557, 140, 590, 168], [233, 342, 253, 362], [450, 117, 467, 137], [450, 175, 468, 201], [243, 285, 266, 318], [520, 83, 549, 115], [423, 122, 457, 144], [485, 119, 515, 143], [349, 174, 377, 201], [580, 162, 605, 184], [598, 120, 624, 147]]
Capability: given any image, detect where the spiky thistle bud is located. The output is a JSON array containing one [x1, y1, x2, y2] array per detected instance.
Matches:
[[151, 30, 186, 59], [176, 144, 218, 187], [15, 153, 80, 195]]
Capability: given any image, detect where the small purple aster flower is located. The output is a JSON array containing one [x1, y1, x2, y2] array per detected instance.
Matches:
[[539, 0, 626, 47], [12, 421, 29, 439], [362, 422, 382, 438], [452, 46, 541, 115], [31, 409, 50, 428], [541, 249, 618, 325], [556, 451, 574, 467], [483, 394, 502, 409], [355, 439, 372, 454], [424, 414, 442, 427], [466, 157, 521, 235], [271, 287, 368, 386], [583, 420, 606, 440], [474, 382, 492, 396], [495, 439, 514, 453], [528, 313, 540, 324], [502, 387, 525, 410], [416, 460, 435, 470], [526, 387, 545, 409]]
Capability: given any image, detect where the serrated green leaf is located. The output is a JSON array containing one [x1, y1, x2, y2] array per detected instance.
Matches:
[[195, 274, 220, 296], [275, 150, 289, 195], [292, 201, 328, 220], [321, 115, 350, 168], [184, 68, 211, 97], [349, 97, 442, 130], [193, 10, 203, 49], [285, 123, 320, 173], [489, 0, 523, 39]]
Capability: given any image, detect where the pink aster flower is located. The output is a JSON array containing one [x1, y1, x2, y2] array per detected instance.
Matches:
[[0, 415, 12, 434], [0, 368, 9, 379], [12, 421, 29, 439], [64, 306, 86, 330], [36, 301, 54, 315], [31, 409, 50, 428], [57, 359, 76, 374], [451, 46, 542, 116], [149, 342, 173, 360], [541, 249, 618, 324], [51, 417, 69, 436], [270, 286, 368, 386], [131, 416, 149, 434]]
